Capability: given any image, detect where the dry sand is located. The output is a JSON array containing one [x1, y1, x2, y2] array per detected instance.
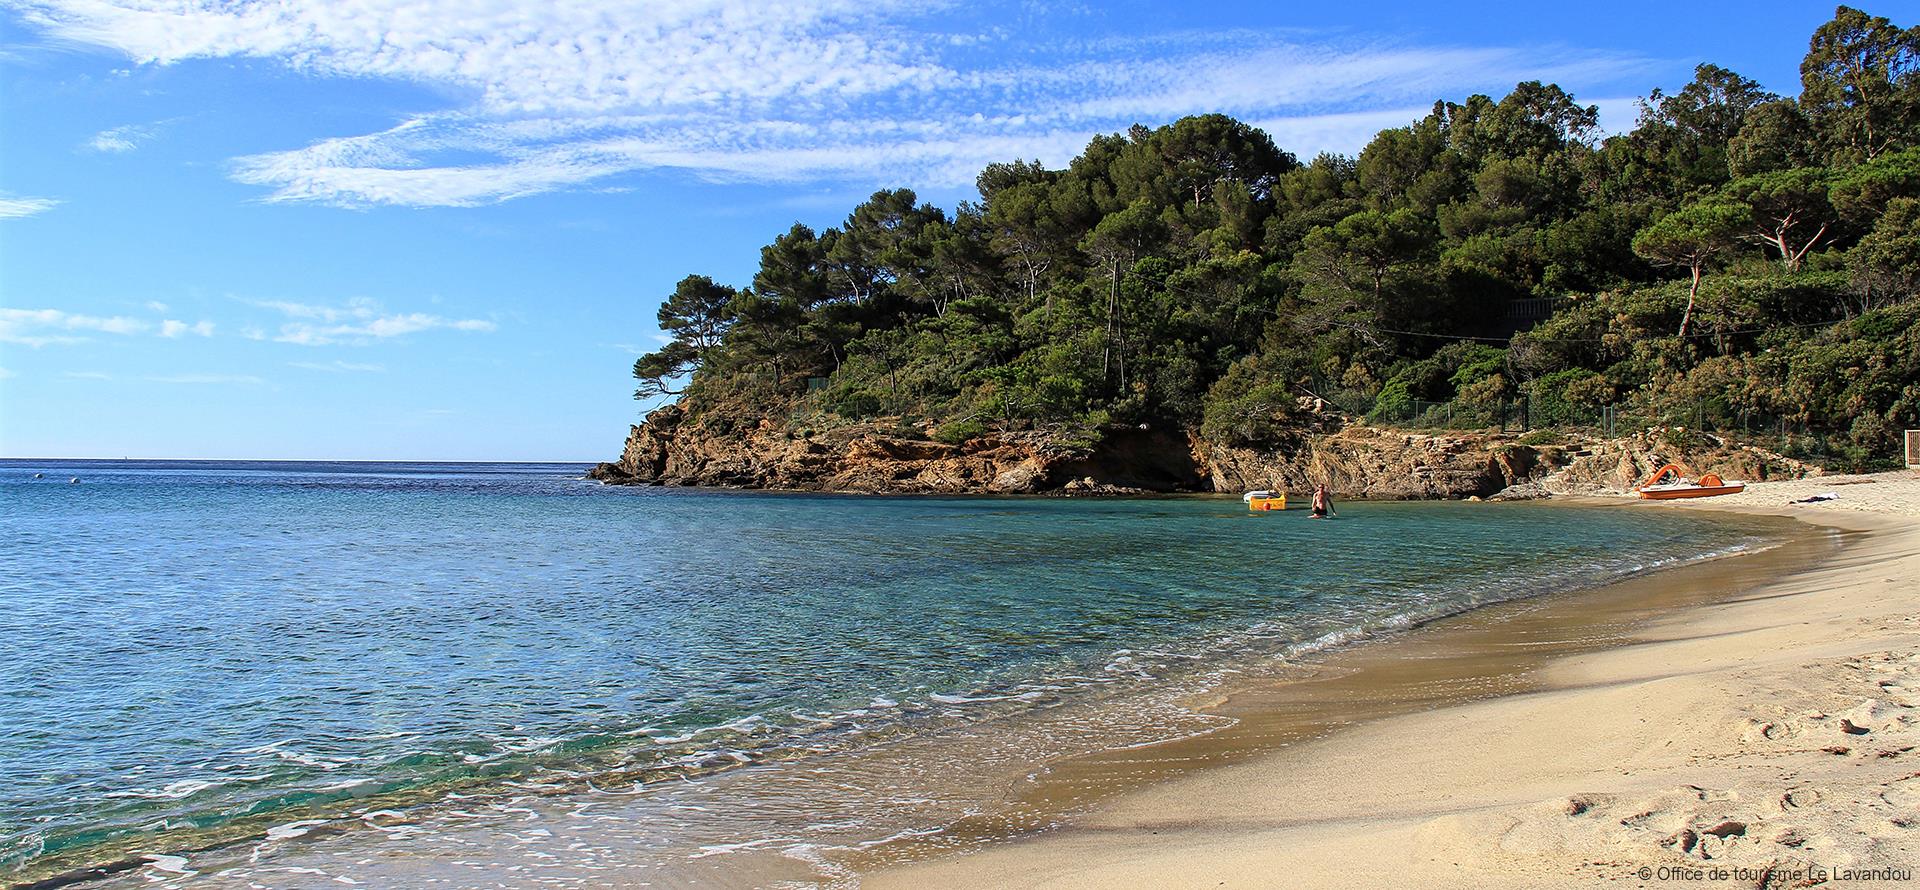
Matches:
[[867, 471, 1920, 889]]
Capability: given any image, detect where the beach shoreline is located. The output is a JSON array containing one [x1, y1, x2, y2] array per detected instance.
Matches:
[[12, 477, 1900, 889], [864, 472, 1920, 888]]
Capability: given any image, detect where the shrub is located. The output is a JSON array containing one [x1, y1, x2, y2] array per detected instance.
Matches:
[[933, 419, 988, 445]]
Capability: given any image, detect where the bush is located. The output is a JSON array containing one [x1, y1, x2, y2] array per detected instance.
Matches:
[[1530, 368, 1608, 427], [933, 419, 988, 445], [1200, 356, 1300, 446], [1369, 378, 1413, 422]]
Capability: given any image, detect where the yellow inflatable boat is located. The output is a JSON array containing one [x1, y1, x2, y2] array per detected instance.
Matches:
[[1243, 490, 1288, 511]]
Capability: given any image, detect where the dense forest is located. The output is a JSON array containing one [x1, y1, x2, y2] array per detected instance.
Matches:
[[633, 6, 1920, 469]]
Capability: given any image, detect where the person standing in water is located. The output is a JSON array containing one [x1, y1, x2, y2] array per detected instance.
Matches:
[[1310, 484, 1336, 519]]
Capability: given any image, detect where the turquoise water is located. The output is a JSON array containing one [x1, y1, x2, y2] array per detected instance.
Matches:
[[0, 459, 1778, 880]]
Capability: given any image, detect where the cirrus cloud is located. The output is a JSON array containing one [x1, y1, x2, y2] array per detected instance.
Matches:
[[160, 319, 216, 337], [4, 1, 1657, 206], [86, 122, 166, 153], [0, 195, 61, 219], [0, 307, 219, 346], [248, 297, 496, 345]]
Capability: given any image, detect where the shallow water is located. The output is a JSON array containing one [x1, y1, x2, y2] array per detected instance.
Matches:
[[0, 460, 1781, 884]]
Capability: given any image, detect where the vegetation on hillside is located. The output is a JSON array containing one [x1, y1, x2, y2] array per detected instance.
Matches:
[[635, 6, 1920, 468]]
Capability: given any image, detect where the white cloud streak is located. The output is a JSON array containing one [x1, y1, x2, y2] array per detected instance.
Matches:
[[0, 196, 61, 219], [250, 298, 495, 345], [160, 319, 215, 337], [86, 122, 163, 152], [289, 360, 386, 372], [1, 307, 218, 345], [145, 374, 266, 384], [1, 308, 146, 345], [2, 1, 1658, 206]]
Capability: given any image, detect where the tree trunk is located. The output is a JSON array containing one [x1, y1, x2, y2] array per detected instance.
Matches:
[[1785, 222, 1828, 273], [1103, 262, 1119, 380], [1679, 262, 1702, 339]]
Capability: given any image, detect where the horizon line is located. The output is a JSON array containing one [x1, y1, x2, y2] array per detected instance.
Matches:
[[0, 456, 601, 464]]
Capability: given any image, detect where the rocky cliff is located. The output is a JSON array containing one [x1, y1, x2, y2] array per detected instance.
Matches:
[[588, 403, 1208, 494], [591, 402, 1823, 499]]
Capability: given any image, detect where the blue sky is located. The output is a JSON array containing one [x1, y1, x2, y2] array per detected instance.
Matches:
[[0, 1, 1848, 460]]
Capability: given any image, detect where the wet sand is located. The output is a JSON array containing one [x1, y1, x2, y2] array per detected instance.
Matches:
[[865, 475, 1920, 888]]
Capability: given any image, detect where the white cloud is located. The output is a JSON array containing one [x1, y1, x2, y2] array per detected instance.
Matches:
[[1, 307, 219, 345], [0, 196, 60, 219], [5, 1, 1658, 205], [0, 307, 148, 345], [145, 373, 265, 384], [289, 360, 385, 372], [250, 297, 495, 345], [63, 370, 113, 379], [86, 122, 162, 152], [145, 300, 170, 312], [160, 319, 216, 337], [0, 366, 14, 380]]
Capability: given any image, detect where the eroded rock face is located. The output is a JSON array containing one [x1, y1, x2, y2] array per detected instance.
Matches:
[[590, 406, 1819, 498], [593, 404, 1208, 494], [1203, 427, 1542, 500]]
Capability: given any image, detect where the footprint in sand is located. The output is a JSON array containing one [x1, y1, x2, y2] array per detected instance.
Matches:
[[1562, 793, 1609, 816], [1742, 719, 1792, 743], [1781, 788, 1822, 810]]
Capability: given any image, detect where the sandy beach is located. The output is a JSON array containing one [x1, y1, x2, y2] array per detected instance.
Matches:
[[868, 471, 1920, 888]]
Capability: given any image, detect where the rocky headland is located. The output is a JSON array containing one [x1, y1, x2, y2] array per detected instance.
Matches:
[[589, 403, 1819, 499]]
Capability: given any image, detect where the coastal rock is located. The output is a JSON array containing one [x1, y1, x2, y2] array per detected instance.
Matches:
[[600, 403, 1207, 494], [1202, 427, 1540, 500], [595, 405, 1821, 499], [1531, 429, 1817, 496]]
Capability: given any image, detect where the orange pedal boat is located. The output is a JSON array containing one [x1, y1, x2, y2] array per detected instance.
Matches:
[[1636, 464, 1746, 499]]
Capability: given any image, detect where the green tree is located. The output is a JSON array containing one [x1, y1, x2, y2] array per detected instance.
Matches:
[[656, 274, 737, 352], [1849, 196, 1920, 310], [1728, 100, 1818, 176], [633, 275, 740, 399], [1631, 202, 1748, 338], [1721, 168, 1835, 271], [1828, 145, 1920, 218], [633, 341, 700, 399], [1291, 208, 1435, 346], [984, 180, 1070, 314], [1800, 5, 1920, 164], [1081, 198, 1167, 385], [1633, 64, 1776, 190]]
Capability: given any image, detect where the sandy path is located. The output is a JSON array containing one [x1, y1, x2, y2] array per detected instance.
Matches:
[[867, 472, 1920, 888]]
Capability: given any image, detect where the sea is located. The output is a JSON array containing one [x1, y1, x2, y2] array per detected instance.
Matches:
[[0, 459, 1787, 887]]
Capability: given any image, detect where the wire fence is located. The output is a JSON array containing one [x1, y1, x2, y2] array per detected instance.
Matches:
[[1348, 381, 1858, 466]]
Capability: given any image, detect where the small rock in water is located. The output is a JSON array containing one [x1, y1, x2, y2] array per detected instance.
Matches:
[[32, 472, 43, 478], [68, 477, 79, 484]]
